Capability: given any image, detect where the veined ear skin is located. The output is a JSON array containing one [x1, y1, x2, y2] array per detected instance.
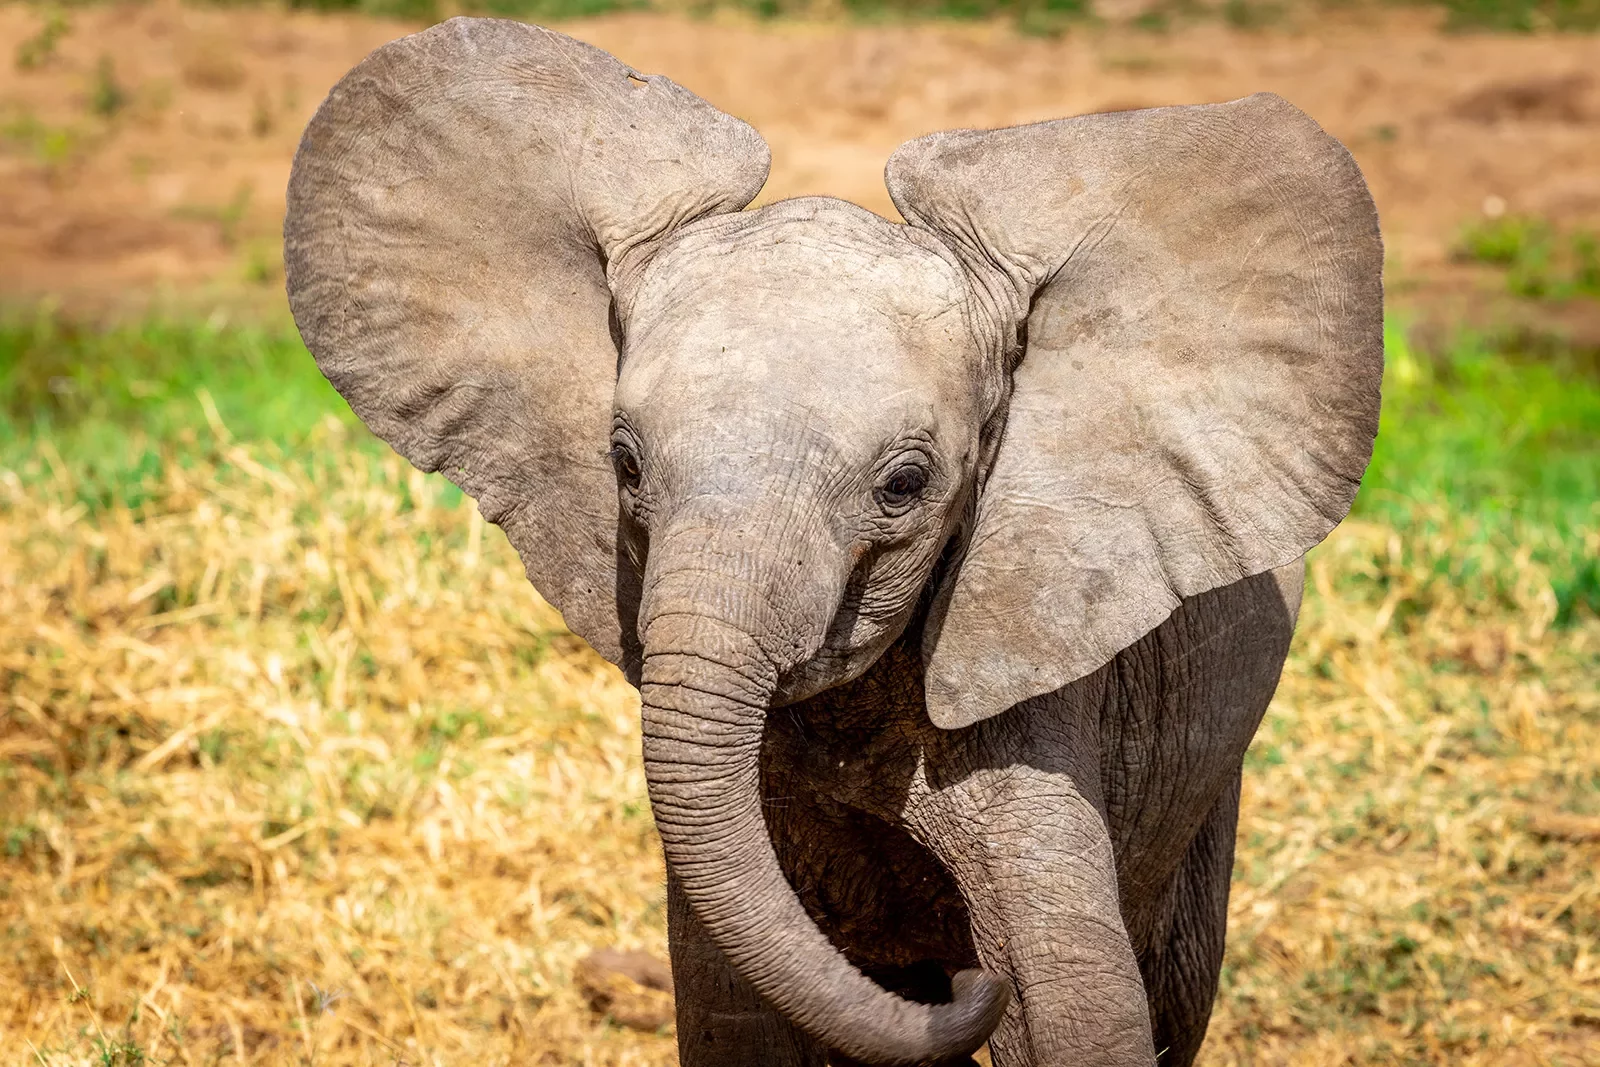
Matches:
[[283, 18, 769, 677], [888, 93, 1383, 729]]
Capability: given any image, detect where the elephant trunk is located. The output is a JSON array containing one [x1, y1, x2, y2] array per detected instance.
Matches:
[[639, 602, 1008, 1064]]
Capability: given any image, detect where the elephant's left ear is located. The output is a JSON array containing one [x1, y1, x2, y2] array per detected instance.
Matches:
[[887, 93, 1383, 729]]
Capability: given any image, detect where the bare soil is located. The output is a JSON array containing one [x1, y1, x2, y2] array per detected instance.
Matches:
[[3, 1, 1600, 337]]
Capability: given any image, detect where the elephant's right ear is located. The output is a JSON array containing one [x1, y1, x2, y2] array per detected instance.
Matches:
[[889, 94, 1382, 728], [284, 18, 769, 677]]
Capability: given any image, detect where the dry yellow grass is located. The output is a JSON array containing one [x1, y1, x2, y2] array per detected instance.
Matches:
[[2, 425, 1596, 1066], [1211, 515, 1599, 1066], [3, 425, 670, 1066]]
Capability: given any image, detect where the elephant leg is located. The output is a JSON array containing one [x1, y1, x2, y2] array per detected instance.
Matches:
[[1140, 774, 1240, 1067], [902, 738, 1157, 1067], [667, 870, 829, 1067]]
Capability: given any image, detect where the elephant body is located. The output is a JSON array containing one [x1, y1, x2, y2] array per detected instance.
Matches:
[[284, 20, 1382, 1064], [675, 563, 1302, 1067]]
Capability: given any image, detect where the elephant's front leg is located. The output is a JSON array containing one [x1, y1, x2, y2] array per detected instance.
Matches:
[[901, 712, 1156, 1067], [667, 871, 828, 1067]]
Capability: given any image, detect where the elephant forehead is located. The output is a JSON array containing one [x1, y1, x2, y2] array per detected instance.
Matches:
[[629, 198, 973, 342], [619, 199, 981, 418]]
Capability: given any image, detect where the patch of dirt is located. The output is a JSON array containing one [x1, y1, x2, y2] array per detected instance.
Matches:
[[3, 1, 1599, 330], [1451, 72, 1595, 123]]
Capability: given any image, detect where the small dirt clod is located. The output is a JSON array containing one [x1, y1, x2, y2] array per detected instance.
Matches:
[[575, 950, 676, 1032]]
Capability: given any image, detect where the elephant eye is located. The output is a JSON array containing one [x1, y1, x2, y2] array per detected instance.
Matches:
[[878, 464, 927, 512], [608, 440, 642, 489]]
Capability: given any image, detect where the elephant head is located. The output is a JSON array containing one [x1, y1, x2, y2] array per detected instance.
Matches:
[[285, 19, 1381, 1064]]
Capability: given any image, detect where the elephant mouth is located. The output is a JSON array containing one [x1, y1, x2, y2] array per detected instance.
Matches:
[[769, 535, 960, 708], [760, 708, 983, 992]]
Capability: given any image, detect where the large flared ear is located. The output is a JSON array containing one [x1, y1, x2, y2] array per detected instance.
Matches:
[[285, 18, 769, 677], [888, 93, 1382, 728]]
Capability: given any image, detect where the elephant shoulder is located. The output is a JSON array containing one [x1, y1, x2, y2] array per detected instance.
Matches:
[[1114, 565, 1302, 705]]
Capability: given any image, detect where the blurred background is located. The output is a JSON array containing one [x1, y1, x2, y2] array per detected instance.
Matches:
[[1, 1, 1596, 1064]]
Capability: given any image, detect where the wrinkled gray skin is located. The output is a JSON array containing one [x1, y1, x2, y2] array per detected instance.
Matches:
[[284, 19, 1383, 1067]]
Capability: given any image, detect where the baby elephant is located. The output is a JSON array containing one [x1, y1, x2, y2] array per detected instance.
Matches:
[[284, 20, 1382, 1067]]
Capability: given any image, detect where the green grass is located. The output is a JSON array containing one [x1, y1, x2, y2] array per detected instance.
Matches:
[[13, 6, 69, 70], [0, 311, 344, 444], [1437, 0, 1600, 31], [2, 309, 1596, 619], [1456, 216, 1600, 301], [1364, 325, 1600, 529], [11, 0, 1600, 33], [1356, 324, 1600, 625], [0, 311, 380, 512]]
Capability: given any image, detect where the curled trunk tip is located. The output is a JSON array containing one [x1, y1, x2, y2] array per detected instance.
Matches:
[[640, 631, 1009, 1063]]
